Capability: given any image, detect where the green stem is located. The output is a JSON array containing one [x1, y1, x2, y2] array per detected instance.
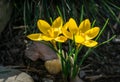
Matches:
[[57, 6, 63, 18], [95, 35, 116, 48], [95, 19, 109, 41], [58, 42, 68, 77], [80, 5, 84, 23], [71, 45, 83, 78]]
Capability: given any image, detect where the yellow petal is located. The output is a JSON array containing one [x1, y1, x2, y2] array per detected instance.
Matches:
[[85, 27, 100, 40], [41, 34, 53, 41], [53, 28, 61, 37], [27, 33, 42, 41], [47, 28, 60, 39], [37, 20, 50, 34], [79, 19, 91, 33], [75, 35, 85, 43], [55, 36, 67, 42], [83, 40, 98, 47], [62, 22, 73, 39], [68, 18, 78, 34], [52, 17, 63, 28]]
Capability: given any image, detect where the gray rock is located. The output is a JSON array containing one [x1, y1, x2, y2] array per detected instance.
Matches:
[[0, 66, 34, 82], [42, 78, 53, 82], [25, 42, 58, 61], [70, 76, 84, 82]]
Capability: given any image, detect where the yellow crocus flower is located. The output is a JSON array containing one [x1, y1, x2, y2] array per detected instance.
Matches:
[[62, 19, 85, 43], [62, 18, 100, 47], [27, 17, 67, 43]]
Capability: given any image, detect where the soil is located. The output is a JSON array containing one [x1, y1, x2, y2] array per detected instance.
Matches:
[[0, 24, 120, 82]]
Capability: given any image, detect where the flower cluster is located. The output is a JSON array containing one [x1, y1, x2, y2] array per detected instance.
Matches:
[[27, 16, 100, 48], [27, 16, 100, 79]]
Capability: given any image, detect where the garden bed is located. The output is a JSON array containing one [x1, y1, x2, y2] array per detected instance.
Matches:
[[0, 24, 120, 82]]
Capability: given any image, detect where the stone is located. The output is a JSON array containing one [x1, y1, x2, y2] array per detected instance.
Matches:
[[79, 70, 86, 78], [42, 78, 53, 82], [44, 59, 61, 74], [70, 76, 84, 82], [25, 42, 58, 61], [0, 66, 34, 82]]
